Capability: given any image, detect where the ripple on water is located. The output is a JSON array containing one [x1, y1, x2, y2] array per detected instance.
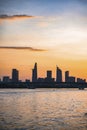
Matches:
[[0, 88, 87, 130]]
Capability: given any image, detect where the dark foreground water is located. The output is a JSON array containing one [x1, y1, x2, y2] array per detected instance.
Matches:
[[0, 88, 87, 130]]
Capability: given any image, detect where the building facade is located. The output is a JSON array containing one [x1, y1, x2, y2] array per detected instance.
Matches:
[[65, 71, 69, 82], [32, 63, 37, 82], [56, 66, 62, 82], [12, 69, 19, 82]]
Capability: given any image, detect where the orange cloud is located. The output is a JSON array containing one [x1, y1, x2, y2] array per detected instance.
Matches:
[[0, 46, 46, 52], [0, 14, 35, 23]]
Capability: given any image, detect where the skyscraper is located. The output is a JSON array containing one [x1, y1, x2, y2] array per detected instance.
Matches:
[[12, 69, 19, 82], [56, 66, 62, 82], [47, 71, 52, 79], [45, 70, 54, 82], [65, 71, 69, 82], [32, 63, 37, 82]]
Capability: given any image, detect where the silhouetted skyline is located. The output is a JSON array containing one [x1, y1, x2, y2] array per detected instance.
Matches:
[[0, 63, 86, 83]]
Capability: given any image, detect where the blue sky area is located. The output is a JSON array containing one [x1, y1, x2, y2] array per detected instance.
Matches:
[[0, 0, 87, 16]]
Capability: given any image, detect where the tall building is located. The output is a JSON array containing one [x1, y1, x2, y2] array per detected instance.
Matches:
[[44, 70, 54, 82], [47, 71, 52, 79], [12, 69, 19, 82], [32, 63, 37, 82], [56, 66, 62, 82], [65, 71, 69, 82]]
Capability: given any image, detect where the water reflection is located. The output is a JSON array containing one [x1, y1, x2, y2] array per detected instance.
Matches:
[[0, 89, 87, 130]]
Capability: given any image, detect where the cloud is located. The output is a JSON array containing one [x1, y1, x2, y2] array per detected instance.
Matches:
[[0, 14, 35, 23], [0, 46, 46, 52]]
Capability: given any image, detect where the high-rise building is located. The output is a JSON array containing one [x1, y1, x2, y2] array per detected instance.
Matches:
[[32, 63, 37, 82], [47, 71, 52, 79], [65, 71, 69, 82], [12, 69, 19, 82], [44, 70, 54, 82], [56, 66, 62, 82]]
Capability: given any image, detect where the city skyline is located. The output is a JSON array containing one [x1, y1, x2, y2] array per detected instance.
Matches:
[[0, 1, 87, 129], [0, 63, 86, 83], [0, 0, 87, 81]]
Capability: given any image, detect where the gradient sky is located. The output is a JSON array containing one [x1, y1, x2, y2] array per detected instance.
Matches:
[[0, 0, 87, 81]]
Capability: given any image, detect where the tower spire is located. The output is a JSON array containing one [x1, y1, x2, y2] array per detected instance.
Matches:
[[32, 62, 37, 82], [56, 66, 62, 82]]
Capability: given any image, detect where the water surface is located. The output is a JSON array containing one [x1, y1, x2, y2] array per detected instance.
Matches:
[[0, 88, 87, 130]]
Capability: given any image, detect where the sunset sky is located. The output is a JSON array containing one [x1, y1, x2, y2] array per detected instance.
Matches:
[[0, 0, 87, 81]]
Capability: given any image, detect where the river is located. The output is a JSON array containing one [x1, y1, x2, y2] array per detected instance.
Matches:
[[0, 88, 87, 130]]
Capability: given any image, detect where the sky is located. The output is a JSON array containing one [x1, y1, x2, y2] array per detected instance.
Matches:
[[0, 0, 87, 81]]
